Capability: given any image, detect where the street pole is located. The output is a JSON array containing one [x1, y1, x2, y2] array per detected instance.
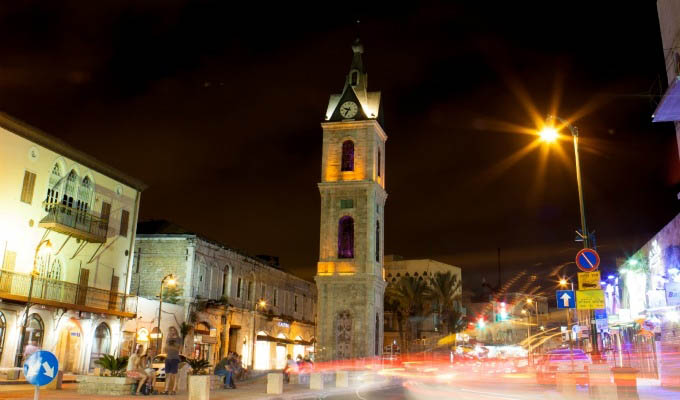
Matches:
[[157, 282, 163, 355], [251, 305, 256, 370]]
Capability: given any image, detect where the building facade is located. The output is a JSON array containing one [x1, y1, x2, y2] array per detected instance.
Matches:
[[130, 222, 316, 369], [315, 39, 387, 361], [383, 256, 463, 351], [654, 0, 680, 155], [0, 113, 145, 375]]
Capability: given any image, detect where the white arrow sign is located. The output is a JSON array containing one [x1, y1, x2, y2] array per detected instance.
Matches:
[[42, 361, 55, 378], [25, 357, 41, 378], [560, 293, 572, 307]]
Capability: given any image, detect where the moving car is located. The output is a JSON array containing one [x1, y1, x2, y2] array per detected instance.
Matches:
[[536, 348, 591, 385], [152, 354, 187, 381]]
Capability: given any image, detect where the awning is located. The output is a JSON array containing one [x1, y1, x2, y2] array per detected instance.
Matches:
[[653, 77, 680, 122], [257, 334, 295, 345]]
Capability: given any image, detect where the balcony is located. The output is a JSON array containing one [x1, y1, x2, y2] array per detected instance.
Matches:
[[0, 269, 136, 318], [39, 202, 108, 243]]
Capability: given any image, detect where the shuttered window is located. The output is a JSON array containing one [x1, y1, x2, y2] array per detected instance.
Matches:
[[100, 202, 111, 231], [120, 209, 129, 237], [20, 171, 36, 204]]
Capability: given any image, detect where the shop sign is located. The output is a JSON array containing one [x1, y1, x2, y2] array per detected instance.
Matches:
[[595, 318, 608, 332], [277, 321, 290, 328], [201, 335, 217, 344], [576, 290, 605, 310], [578, 271, 601, 290], [666, 282, 680, 306]]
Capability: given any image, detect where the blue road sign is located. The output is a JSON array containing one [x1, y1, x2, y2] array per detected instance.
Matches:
[[23, 350, 58, 387], [556, 290, 576, 309], [594, 309, 607, 320], [575, 248, 600, 272]]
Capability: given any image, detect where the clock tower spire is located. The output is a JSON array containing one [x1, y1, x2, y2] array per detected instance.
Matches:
[[315, 39, 387, 361]]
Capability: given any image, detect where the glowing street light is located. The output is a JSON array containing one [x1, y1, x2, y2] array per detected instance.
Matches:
[[559, 278, 568, 287], [251, 298, 268, 369], [538, 126, 559, 142]]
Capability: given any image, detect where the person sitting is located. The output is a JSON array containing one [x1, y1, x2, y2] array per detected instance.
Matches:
[[214, 355, 235, 389], [126, 346, 148, 395], [141, 354, 156, 394]]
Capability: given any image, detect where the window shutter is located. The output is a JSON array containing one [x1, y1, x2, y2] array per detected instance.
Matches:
[[20, 171, 36, 204], [100, 202, 111, 231], [120, 209, 129, 237]]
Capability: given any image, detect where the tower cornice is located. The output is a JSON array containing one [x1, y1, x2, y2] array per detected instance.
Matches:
[[321, 120, 387, 142]]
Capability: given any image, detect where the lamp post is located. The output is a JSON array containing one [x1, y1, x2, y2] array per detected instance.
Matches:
[[538, 115, 599, 356], [156, 274, 177, 354], [250, 299, 266, 370], [521, 309, 531, 365], [15, 239, 52, 367]]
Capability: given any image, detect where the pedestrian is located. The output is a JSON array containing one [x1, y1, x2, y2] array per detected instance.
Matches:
[[141, 354, 157, 393], [283, 354, 296, 383], [22, 340, 40, 363], [161, 338, 180, 395], [126, 345, 148, 396]]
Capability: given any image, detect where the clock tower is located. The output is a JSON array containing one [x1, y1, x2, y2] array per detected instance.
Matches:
[[315, 39, 387, 361]]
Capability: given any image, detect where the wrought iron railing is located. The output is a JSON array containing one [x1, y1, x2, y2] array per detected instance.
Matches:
[[0, 269, 135, 315], [40, 202, 108, 242]]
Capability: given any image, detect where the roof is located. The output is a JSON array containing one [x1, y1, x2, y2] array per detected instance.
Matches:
[[0, 112, 147, 191]]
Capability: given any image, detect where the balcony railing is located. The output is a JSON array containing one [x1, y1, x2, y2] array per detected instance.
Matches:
[[39, 202, 108, 243], [0, 269, 135, 317]]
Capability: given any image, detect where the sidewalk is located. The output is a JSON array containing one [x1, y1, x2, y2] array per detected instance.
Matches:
[[0, 377, 395, 400]]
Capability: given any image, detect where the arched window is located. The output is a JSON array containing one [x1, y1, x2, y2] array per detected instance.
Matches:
[[19, 314, 44, 363], [62, 170, 78, 213], [76, 176, 92, 223], [45, 164, 63, 211], [38, 258, 62, 281], [377, 148, 381, 177], [338, 216, 354, 258], [375, 221, 380, 262], [0, 311, 5, 362], [341, 141, 354, 172], [90, 323, 111, 371]]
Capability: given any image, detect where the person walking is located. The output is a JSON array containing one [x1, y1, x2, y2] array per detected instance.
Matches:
[[283, 354, 296, 383], [162, 338, 180, 395]]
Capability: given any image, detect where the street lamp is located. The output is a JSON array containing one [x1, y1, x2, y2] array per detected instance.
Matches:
[[250, 299, 267, 369], [156, 274, 177, 354], [15, 239, 52, 366], [538, 115, 600, 356]]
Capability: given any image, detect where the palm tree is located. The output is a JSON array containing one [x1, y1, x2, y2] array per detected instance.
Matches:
[[386, 276, 429, 353], [425, 271, 462, 335]]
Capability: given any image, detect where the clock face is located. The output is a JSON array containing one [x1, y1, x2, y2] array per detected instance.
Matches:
[[339, 101, 358, 119]]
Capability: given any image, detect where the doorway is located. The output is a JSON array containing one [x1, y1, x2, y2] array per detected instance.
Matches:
[[89, 323, 111, 371], [55, 319, 82, 373]]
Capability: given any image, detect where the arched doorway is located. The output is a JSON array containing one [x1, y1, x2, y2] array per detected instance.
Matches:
[[89, 323, 111, 371], [254, 331, 269, 370], [275, 333, 288, 369], [55, 319, 82, 373], [293, 336, 305, 360]]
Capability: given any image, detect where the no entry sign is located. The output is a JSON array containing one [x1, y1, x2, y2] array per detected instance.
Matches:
[[575, 248, 600, 272]]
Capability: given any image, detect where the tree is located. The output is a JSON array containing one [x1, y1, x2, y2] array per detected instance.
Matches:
[[179, 322, 193, 347], [425, 271, 462, 335], [386, 276, 429, 353], [162, 286, 183, 304]]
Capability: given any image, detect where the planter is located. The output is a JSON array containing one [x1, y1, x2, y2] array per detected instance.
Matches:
[[77, 375, 136, 396], [188, 375, 210, 400]]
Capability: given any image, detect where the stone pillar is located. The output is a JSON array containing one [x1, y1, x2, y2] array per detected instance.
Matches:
[[267, 373, 283, 394], [188, 375, 210, 400], [336, 370, 349, 387], [310, 372, 324, 390]]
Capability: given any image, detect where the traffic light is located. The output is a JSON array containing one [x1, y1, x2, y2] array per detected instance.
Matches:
[[477, 316, 486, 329]]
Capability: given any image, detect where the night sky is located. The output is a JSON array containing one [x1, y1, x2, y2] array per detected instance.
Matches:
[[2, 2, 678, 289]]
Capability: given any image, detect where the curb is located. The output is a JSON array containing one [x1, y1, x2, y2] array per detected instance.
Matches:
[[267, 379, 397, 400], [0, 379, 77, 385]]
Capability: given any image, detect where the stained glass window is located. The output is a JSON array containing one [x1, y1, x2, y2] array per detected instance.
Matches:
[[338, 216, 354, 258], [341, 141, 354, 172]]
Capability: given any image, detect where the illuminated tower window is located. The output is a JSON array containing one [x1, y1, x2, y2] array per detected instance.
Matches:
[[341, 141, 354, 171], [338, 216, 354, 258]]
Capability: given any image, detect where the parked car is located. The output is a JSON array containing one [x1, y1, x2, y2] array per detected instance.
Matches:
[[536, 349, 591, 385], [152, 354, 187, 381]]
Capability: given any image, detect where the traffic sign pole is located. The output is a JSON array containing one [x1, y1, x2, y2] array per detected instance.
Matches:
[[34, 385, 39, 400]]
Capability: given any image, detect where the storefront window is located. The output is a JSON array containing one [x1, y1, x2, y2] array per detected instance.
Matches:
[[193, 322, 212, 361], [254, 331, 269, 370]]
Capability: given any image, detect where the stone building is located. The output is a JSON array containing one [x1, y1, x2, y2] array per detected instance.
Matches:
[[315, 39, 387, 361], [654, 0, 680, 155], [0, 113, 145, 375], [383, 256, 462, 352], [129, 221, 316, 369]]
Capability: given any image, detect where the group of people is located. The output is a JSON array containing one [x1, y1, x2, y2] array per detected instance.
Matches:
[[126, 337, 183, 396], [214, 352, 246, 389], [283, 354, 314, 383]]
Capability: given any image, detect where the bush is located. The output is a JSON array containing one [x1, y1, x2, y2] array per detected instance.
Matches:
[[187, 358, 211, 375]]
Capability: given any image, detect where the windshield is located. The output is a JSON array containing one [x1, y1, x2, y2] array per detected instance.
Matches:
[[152, 355, 166, 363]]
